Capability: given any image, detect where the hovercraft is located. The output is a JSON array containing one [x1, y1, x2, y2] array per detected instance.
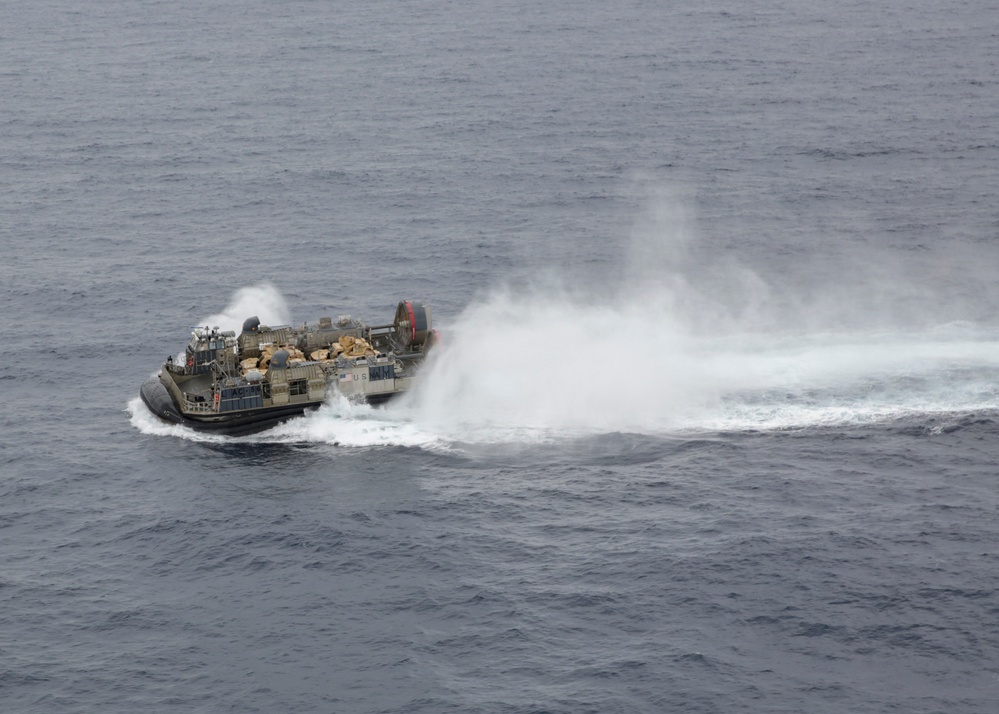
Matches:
[[140, 300, 437, 436]]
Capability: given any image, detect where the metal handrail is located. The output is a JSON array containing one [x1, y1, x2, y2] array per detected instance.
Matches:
[[183, 397, 216, 414]]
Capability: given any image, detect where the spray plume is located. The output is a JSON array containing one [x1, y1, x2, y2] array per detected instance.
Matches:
[[399, 189, 999, 440], [198, 282, 290, 334]]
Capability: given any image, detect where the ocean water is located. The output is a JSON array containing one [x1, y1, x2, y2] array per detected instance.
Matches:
[[3, 0, 999, 711]]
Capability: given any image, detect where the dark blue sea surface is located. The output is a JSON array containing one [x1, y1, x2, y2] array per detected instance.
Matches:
[[3, 0, 999, 712]]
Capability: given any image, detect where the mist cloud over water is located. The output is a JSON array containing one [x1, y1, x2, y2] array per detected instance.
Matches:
[[199, 282, 290, 334], [402, 289, 999, 440], [399, 189, 999, 440]]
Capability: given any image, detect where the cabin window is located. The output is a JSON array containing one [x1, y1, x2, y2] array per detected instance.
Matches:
[[289, 379, 308, 396]]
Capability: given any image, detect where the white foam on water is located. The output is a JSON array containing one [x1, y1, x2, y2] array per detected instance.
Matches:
[[679, 330, 999, 432], [252, 395, 449, 450], [128, 390, 449, 450]]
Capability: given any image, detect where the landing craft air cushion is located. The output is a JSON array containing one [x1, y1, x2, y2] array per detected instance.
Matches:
[[140, 301, 437, 435]]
